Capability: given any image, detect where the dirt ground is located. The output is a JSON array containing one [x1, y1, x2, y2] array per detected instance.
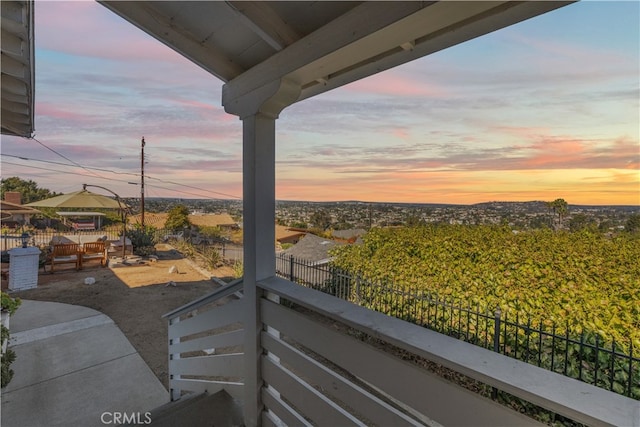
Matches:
[[2, 243, 237, 390]]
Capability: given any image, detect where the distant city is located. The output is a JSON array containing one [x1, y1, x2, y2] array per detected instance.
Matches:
[[130, 198, 639, 232]]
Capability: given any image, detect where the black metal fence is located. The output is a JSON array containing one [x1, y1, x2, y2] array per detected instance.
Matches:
[[157, 228, 243, 263], [275, 253, 640, 400], [1, 229, 121, 251]]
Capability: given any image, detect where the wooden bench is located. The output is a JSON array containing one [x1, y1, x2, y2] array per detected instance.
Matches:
[[80, 242, 107, 269], [48, 243, 80, 273]]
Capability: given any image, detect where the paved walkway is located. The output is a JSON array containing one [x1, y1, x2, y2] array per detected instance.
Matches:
[[1, 300, 168, 427]]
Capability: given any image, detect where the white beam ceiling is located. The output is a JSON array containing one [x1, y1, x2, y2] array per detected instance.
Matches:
[[227, 1, 302, 51], [101, 1, 572, 111]]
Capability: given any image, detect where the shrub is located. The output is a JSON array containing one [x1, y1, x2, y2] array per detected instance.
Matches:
[[1, 292, 21, 388], [128, 225, 157, 256]]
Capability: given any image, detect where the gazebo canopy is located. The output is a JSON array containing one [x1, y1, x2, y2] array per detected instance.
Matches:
[[25, 190, 126, 210]]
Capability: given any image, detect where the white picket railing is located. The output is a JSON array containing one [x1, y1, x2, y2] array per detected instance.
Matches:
[[166, 277, 639, 426], [164, 279, 244, 402]]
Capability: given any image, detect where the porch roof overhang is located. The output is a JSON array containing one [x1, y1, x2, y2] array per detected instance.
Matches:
[[1, 0, 35, 138], [98, 1, 574, 116]]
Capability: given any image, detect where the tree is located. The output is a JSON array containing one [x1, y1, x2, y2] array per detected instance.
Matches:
[[569, 213, 596, 232], [554, 198, 568, 221], [0, 177, 60, 204], [310, 209, 332, 230], [547, 198, 569, 230], [199, 225, 222, 241], [405, 212, 424, 227], [165, 205, 191, 231], [625, 214, 640, 234]]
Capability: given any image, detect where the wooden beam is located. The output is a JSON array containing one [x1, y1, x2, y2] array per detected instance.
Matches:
[[225, 1, 573, 106], [299, 1, 575, 102], [227, 1, 301, 51], [99, 1, 244, 82], [223, 1, 430, 104]]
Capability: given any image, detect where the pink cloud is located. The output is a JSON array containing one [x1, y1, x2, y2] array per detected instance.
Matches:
[[345, 72, 449, 98], [174, 99, 217, 111], [522, 138, 587, 168], [36, 102, 95, 122], [392, 128, 410, 139], [36, 2, 186, 65]]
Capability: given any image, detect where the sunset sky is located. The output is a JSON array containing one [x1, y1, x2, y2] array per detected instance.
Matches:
[[1, 1, 638, 205]]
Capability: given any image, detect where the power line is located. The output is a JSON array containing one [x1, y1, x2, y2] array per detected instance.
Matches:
[[6, 136, 243, 199], [144, 176, 241, 199], [0, 161, 137, 186], [1, 154, 139, 178], [32, 136, 108, 181], [2, 152, 241, 199], [2, 160, 241, 200], [144, 183, 234, 200]]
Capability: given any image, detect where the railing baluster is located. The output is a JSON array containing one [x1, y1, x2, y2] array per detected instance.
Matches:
[[551, 323, 556, 372], [563, 324, 569, 376], [538, 321, 543, 367], [169, 316, 182, 401], [594, 335, 600, 386], [627, 343, 634, 397], [610, 340, 616, 391], [578, 332, 585, 381]]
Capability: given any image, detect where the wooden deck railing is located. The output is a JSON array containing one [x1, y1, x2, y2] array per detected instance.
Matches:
[[166, 276, 639, 426], [164, 279, 244, 402]]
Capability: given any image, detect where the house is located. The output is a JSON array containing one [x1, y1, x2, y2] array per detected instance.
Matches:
[[129, 212, 239, 231], [0, 193, 40, 229], [275, 225, 306, 245], [332, 228, 367, 243], [277, 233, 345, 287], [4, 1, 633, 426], [281, 233, 341, 266]]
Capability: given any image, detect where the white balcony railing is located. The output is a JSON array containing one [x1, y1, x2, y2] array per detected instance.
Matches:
[[164, 279, 244, 402], [166, 277, 639, 426]]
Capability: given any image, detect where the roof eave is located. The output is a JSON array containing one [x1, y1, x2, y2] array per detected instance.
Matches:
[[1, 0, 36, 138]]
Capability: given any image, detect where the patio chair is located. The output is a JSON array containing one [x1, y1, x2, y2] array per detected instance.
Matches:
[[80, 241, 107, 269], [48, 243, 80, 273]]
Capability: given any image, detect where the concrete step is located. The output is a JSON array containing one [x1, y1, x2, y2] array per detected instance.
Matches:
[[132, 391, 243, 427]]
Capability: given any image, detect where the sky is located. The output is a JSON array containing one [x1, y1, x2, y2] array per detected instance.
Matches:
[[1, 1, 639, 205]]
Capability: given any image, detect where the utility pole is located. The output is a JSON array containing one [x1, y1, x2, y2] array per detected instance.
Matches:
[[141, 137, 145, 228]]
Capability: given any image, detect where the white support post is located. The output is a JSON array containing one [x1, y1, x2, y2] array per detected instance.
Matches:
[[225, 77, 300, 427], [242, 112, 277, 427]]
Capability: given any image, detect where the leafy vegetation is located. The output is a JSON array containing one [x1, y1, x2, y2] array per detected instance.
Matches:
[[0, 177, 60, 204], [626, 214, 640, 234], [164, 205, 191, 231], [331, 225, 640, 349], [328, 225, 640, 400], [1, 292, 21, 388], [197, 225, 222, 241], [128, 225, 158, 256], [1, 292, 21, 315], [172, 239, 222, 270]]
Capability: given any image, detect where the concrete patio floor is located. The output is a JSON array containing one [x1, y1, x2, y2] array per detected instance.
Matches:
[[1, 300, 168, 427]]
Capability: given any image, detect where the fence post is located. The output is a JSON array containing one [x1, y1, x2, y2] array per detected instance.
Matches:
[[492, 308, 502, 400], [168, 316, 181, 401], [289, 256, 294, 282]]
